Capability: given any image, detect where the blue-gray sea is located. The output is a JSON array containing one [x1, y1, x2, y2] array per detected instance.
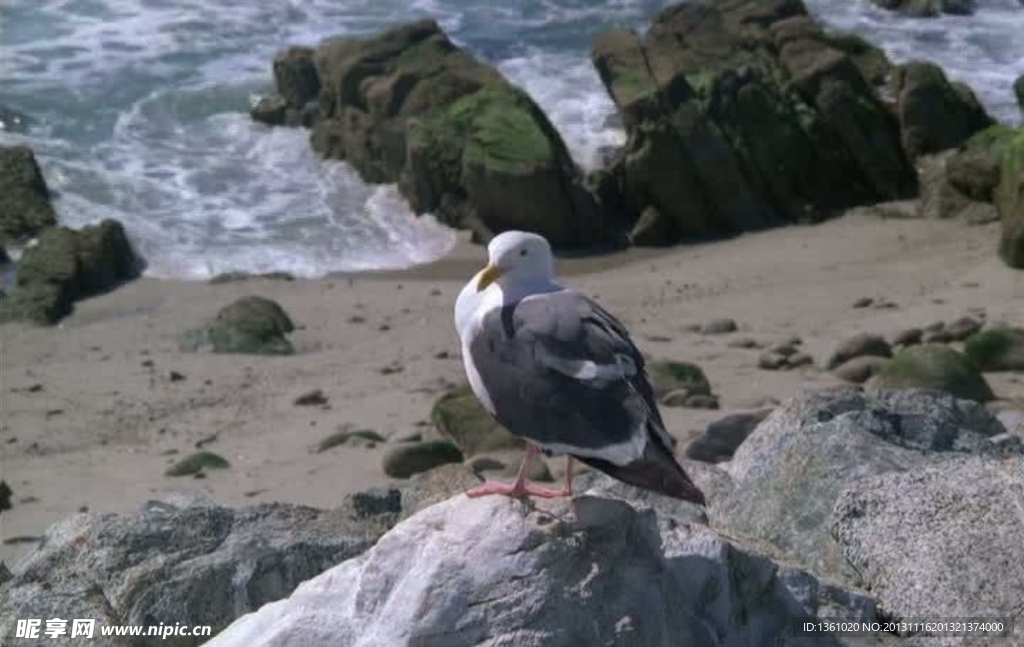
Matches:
[[2, 0, 1022, 278]]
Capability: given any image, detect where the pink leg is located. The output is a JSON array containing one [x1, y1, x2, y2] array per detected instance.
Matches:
[[466, 446, 574, 499]]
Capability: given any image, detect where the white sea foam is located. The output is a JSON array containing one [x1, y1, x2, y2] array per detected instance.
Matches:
[[1, 0, 1020, 279]]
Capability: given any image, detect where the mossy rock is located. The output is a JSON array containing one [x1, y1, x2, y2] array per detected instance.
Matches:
[[431, 385, 522, 456], [964, 328, 1024, 372], [181, 296, 296, 355], [872, 344, 994, 402], [997, 129, 1024, 269], [647, 361, 712, 398], [430, 88, 555, 174], [0, 145, 57, 247], [165, 451, 230, 477], [947, 124, 1018, 202], [382, 441, 464, 479]]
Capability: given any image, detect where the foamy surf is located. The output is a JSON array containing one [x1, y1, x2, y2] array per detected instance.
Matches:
[[1, 0, 1020, 279]]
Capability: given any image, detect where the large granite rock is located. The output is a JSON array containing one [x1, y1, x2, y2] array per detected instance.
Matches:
[[1, 219, 139, 324], [997, 129, 1024, 268], [832, 455, 1023, 630], [179, 296, 296, 355], [259, 20, 607, 248], [0, 495, 386, 647], [0, 145, 57, 248], [893, 61, 992, 160], [205, 494, 880, 647], [589, 0, 916, 246], [716, 389, 1007, 580]]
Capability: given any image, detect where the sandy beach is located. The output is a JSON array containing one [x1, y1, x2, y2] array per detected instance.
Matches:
[[2, 210, 1020, 566]]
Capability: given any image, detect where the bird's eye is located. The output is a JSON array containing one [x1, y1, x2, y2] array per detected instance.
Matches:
[[519, 249, 528, 257]]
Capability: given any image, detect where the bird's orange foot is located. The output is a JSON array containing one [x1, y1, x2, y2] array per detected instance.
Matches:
[[466, 480, 572, 499]]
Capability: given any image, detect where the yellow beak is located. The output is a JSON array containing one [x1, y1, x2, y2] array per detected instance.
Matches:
[[476, 263, 504, 292]]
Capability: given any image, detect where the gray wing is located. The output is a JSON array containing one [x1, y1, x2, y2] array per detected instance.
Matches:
[[468, 289, 670, 461]]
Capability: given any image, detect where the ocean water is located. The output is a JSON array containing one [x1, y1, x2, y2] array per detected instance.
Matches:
[[1, 0, 1021, 279]]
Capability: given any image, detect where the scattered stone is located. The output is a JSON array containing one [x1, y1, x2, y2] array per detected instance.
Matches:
[[315, 426, 385, 453], [852, 297, 873, 308], [0, 145, 57, 247], [826, 333, 892, 370], [431, 385, 522, 455], [891, 327, 923, 347], [786, 352, 814, 368], [768, 343, 798, 357], [0, 481, 11, 514], [294, 388, 328, 406], [168, 370, 186, 382], [647, 361, 711, 398], [832, 356, 890, 384], [726, 337, 760, 349], [382, 441, 464, 479], [379, 362, 404, 375], [758, 352, 788, 371], [924, 320, 945, 333], [392, 431, 423, 444], [0, 495, 383, 644], [944, 316, 981, 341], [964, 327, 1024, 371], [701, 318, 737, 335], [685, 409, 772, 463], [921, 329, 952, 344], [165, 451, 231, 477], [681, 394, 720, 410], [180, 296, 295, 355], [433, 350, 452, 359], [872, 344, 994, 402], [468, 456, 506, 473]]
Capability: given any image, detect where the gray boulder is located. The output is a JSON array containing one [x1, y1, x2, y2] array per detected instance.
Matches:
[[0, 495, 386, 647], [179, 296, 295, 355], [716, 389, 1007, 580], [832, 356, 890, 384], [832, 455, 1024, 629], [0, 145, 57, 247], [205, 494, 879, 647]]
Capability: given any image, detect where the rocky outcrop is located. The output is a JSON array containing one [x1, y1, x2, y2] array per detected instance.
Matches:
[[871, 344, 994, 402], [206, 494, 880, 647], [589, 0, 916, 246], [257, 20, 608, 248], [0, 219, 139, 324], [893, 61, 992, 160], [715, 388, 1007, 580], [0, 145, 57, 248], [997, 128, 1024, 268], [869, 0, 974, 17], [833, 455, 1023, 629], [179, 296, 296, 355], [0, 494, 387, 647]]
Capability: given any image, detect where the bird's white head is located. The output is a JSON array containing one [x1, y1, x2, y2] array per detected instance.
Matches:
[[475, 230, 555, 293]]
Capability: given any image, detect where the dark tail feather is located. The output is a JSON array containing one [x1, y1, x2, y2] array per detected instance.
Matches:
[[577, 438, 706, 505]]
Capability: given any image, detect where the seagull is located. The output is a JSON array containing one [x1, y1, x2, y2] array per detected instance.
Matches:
[[454, 230, 706, 504]]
